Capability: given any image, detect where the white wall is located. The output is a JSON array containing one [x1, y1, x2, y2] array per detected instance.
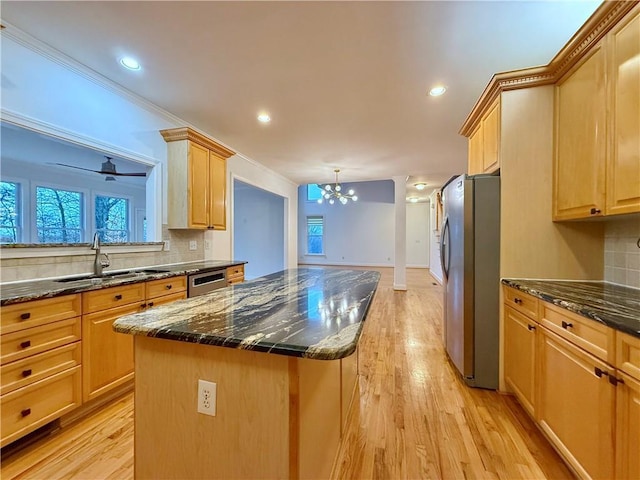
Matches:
[[429, 190, 443, 283], [298, 180, 395, 267], [233, 180, 285, 280], [406, 203, 430, 268]]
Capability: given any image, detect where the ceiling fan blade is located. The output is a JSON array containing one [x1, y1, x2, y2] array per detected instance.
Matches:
[[101, 171, 147, 177], [54, 163, 100, 173]]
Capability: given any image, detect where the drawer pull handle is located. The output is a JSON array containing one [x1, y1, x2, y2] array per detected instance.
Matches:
[[20, 312, 31, 320], [166, 284, 172, 290], [21, 408, 31, 418], [527, 324, 536, 331], [561, 321, 573, 329], [609, 376, 625, 386], [20, 340, 31, 349], [513, 298, 522, 304], [594, 367, 609, 378], [590, 207, 601, 215], [148, 302, 154, 307], [22, 369, 32, 377], [141, 303, 147, 308], [114, 294, 123, 300]]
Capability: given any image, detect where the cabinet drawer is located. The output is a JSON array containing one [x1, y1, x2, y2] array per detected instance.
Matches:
[[226, 265, 244, 279], [616, 331, 640, 380], [1, 318, 81, 366], [146, 291, 187, 308], [227, 276, 244, 285], [1, 342, 81, 395], [146, 276, 186, 300], [540, 302, 615, 364], [1, 365, 81, 447], [503, 286, 538, 319], [1, 295, 81, 335], [82, 283, 145, 314]]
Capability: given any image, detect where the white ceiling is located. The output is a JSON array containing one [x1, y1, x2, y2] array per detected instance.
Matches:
[[0, 1, 601, 199]]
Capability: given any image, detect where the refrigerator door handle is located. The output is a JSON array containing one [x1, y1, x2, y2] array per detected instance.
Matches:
[[441, 216, 450, 280]]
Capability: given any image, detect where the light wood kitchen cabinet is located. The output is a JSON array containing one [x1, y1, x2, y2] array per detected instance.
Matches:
[[0, 294, 82, 447], [554, 4, 639, 220], [467, 97, 501, 175], [537, 326, 615, 479], [226, 264, 245, 285], [160, 127, 235, 230], [504, 305, 537, 417], [616, 331, 640, 480], [606, 6, 640, 216], [145, 275, 187, 308]]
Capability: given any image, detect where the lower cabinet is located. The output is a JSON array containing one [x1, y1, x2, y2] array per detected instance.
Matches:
[[503, 305, 537, 416], [616, 372, 640, 480], [537, 326, 615, 479]]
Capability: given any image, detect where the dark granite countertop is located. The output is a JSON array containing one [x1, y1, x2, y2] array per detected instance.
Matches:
[[0, 260, 247, 306], [502, 279, 640, 338], [113, 268, 381, 360]]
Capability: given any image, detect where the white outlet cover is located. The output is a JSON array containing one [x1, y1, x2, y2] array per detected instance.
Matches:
[[189, 240, 197, 250], [197, 379, 216, 416], [163, 240, 170, 251]]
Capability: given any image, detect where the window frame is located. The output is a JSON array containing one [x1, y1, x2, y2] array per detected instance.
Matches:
[[0, 178, 23, 243], [93, 191, 132, 243], [32, 181, 87, 244], [306, 215, 325, 256]]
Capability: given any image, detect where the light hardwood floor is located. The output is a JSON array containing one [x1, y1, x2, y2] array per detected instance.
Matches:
[[1, 267, 571, 479]]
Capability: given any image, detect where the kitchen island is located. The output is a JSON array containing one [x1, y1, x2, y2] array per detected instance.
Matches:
[[113, 267, 380, 480]]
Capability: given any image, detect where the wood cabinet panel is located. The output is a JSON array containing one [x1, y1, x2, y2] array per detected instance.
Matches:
[[1, 342, 81, 395], [146, 276, 186, 300], [188, 142, 210, 229], [82, 283, 145, 314], [537, 327, 615, 479], [82, 303, 139, 402], [607, 6, 640, 215], [504, 306, 537, 417], [617, 331, 640, 380], [616, 371, 640, 480], [1, 318, 81, 365], [226, 264, 245, 285], [209, 152, 227, 230], [146, 291, 187, 308], [554, 43, 607, 220], [539, 302, 615, 364], [1, 365, 81, 447], [1, 294, 81, 335], [482, 97, 500, 173], [503, 286, 539, 319], [468, 125, 483, 175]]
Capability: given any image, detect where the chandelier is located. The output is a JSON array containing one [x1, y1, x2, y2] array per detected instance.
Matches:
[[317, 169, 358, 205]]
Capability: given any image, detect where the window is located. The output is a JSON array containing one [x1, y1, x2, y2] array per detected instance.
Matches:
[[306, 215, 324, 255], [95, 195, 129, 242], [0, 180, 20, 243], [36, 186, 83, 243], [307, 184, 323, 202]]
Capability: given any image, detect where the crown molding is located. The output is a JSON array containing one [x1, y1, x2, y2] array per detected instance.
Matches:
[[459, 0, 638, 137], [159, 127, 236, 159]]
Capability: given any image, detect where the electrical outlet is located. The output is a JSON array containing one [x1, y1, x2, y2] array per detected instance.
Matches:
[[189, 240, 197, 251], [197, 380, 216, 416], [204, 240, 211, 251], [163, 240, 170, 251]]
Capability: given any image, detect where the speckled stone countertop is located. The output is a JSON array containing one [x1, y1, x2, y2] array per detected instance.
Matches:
[[113, 268, 381, 360], [0, 260, 246, 306], [502, 279, 640, 338]]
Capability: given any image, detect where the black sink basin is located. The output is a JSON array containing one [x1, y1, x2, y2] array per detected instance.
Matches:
[[54, 269, 170, 283]]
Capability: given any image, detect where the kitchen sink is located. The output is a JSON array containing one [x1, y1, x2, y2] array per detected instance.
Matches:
[[53, 268, 170, 283]]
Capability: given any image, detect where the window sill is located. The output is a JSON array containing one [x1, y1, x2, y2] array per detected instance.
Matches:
[[305, 253, 326, 257], [0, 242, 165, 259]]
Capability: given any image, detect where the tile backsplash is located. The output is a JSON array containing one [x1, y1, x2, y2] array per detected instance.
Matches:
[[604, 216, 640, 289], [0, 227, 205, 283]]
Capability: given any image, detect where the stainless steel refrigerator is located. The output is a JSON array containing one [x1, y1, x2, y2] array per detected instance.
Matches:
[[440, 174, 500, 389]]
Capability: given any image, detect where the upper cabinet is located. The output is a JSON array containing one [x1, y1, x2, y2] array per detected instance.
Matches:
[[554, 4, 640, 220], [467, 97, 501, 175], [160, 127, 235, 230]]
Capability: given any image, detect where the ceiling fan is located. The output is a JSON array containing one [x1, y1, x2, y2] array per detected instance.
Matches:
[[55, 156, 147, 181]]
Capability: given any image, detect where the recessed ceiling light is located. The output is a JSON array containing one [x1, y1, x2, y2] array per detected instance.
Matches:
[[120, 57, 141, 71], [414, 183, 427, 190], [429, 86, 446, 97], [257, 113, 271, 124]]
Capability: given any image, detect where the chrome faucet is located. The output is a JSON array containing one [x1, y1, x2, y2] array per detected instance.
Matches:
[[91, 232, 110, 277]]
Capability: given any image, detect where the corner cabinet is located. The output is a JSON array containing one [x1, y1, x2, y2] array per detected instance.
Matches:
[[160, 127, 235, 230], [553, 4, 640, 220], [467, 96, 501, 175]]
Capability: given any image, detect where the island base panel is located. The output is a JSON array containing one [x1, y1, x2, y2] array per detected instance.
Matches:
[[134, 336, 355, 479]]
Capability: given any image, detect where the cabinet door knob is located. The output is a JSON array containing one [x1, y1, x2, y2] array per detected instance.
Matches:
[[590, 207, 601, 215], [20, 312, 31, 320], [114, 294, 123, 300], [514, 298, 522, 304], [594, 367, 609, 378], [22, 369, 32, 377], [141, 303, 147, 309], [21, 408, 31, 417], [166, 284, 172, 290], [527, 324, 536, 331], [20, 340, 31, 349], [609, 376, 624, 386], [148, 302, 154, 307], [561, 321, 573, 329]]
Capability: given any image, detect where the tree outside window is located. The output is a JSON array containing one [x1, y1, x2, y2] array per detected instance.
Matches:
[[0, 181, 20, 243], [307, 215, 324, 254], [36, 186, 83, 243], [95, 195, 129, 242]]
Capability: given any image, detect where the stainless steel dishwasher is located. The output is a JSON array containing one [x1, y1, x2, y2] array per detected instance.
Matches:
[[187, 269, 227, 297]]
